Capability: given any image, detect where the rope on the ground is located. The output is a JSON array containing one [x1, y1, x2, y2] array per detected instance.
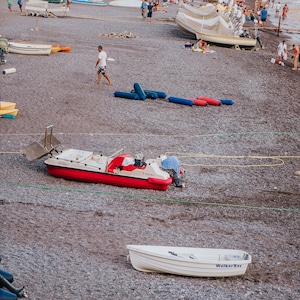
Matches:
[[165, 152, 300, 168], [1, 182, 299, 213]]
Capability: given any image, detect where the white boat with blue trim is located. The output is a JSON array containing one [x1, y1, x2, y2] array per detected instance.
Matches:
[[127, 245, 252, 277]]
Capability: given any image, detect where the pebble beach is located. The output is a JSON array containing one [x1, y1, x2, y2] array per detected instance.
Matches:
[[0, 1, 299, 299]]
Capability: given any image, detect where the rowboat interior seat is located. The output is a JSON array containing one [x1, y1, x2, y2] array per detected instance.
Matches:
[[225, 254, 244, 261]]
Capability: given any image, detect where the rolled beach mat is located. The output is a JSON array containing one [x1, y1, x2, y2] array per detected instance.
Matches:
[[144, 91, 158, 99], [0, 269, 14, 283], [220, 99, 234, 105], [0, 288, 17, 300], [131, 90, 158, 99], [114, 91, 139, 100], [133, 82, 146, 100], [168, 96, 194, 106], [197, 96, 221, 106], [2, 68, 16, 75], [188, 98, 207, 106], [144, 90, 167, 99]]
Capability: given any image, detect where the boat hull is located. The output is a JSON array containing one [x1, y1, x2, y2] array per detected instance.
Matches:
[[8, 42, 52, 55], [127, 245, 251, 277], [175, 11, 256, 47], [46, 165, 172, 190]]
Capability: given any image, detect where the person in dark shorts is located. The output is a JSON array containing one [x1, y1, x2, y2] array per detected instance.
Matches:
[[95, 45, 113, 86], [147, 2, 154, 22]]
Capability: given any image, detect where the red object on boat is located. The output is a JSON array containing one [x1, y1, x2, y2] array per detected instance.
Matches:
[[197, 96, 221, 106]]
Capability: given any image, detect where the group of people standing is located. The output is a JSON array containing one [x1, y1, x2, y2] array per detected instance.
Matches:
[[277, 40, 300, 71], [141, 0, 156, 22]]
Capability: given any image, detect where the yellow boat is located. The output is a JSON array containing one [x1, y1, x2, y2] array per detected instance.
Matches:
[[0, 101, 16, 110], [0, 109, 19, 116]]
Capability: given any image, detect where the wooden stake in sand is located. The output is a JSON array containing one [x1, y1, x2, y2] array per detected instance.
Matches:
[[35, 18, 39, 31]]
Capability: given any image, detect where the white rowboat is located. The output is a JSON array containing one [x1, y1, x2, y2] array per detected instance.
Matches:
[[127, 245, 252, 277], [8, 42, 52, 55]]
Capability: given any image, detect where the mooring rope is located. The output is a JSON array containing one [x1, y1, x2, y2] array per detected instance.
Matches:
[[1, 182, 299, 213]]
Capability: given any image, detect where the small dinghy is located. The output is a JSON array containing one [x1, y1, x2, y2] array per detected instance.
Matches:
[[8, 42, 52, 55], [127, 245, 251, 277], [22, 126, 184, 191]]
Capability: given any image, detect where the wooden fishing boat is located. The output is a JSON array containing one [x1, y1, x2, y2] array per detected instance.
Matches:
[[22, 126, 183, 191], [0, 101, 16, 110], [127, 245, 252, 277], [0, 109, 18, 117], [8, 42, 52, 55]]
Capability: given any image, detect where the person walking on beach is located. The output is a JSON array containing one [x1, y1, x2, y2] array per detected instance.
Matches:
[[18, 0, 23, 13], [275, 2, 281, 16], [141, 0, 148, 19], [147, 2, 154, 22], [7, 0, 13, 12], [291, 44, 299, 70], [277, 40, 287, 62], [260, 6, 268, 27], [95, 45, 113, 86], [282, 4, 288, 20]]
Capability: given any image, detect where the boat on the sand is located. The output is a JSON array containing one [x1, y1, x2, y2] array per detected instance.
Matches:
[[22, 126, 183, 191], [175, 3, 257, 47], [127, 245, 252, 277], [8, 42, 52, 55]]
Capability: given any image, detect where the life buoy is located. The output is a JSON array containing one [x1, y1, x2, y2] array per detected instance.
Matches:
[[114, 91, 139, 100], [133, 82, 147, 100], [197, 96, 221, 106], [168, 96, 194, 106]]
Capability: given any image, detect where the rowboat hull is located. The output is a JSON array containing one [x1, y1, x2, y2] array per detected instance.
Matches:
[[127, 245, 252, 277], [195, 32, 257, 47], [44, 149, 173, 190], [46, 165, 172, 190], [8, 42, 52, 55], [175, 10, 256, 47]]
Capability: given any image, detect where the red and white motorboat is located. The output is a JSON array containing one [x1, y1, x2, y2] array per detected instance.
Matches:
[[22, 126, 182, 191], [44, 149, 173, 190]]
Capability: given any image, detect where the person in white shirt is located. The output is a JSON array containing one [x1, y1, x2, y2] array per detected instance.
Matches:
[[277, 40, 287, 61], [275, 2, 281, 16], [95, 45, 113, 86]]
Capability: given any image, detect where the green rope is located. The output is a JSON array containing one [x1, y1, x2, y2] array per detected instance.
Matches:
[[1, 182, 299, 213]]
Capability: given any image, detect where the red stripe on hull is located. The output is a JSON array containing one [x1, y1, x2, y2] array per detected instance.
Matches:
[[46, 165, 172, 191]]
